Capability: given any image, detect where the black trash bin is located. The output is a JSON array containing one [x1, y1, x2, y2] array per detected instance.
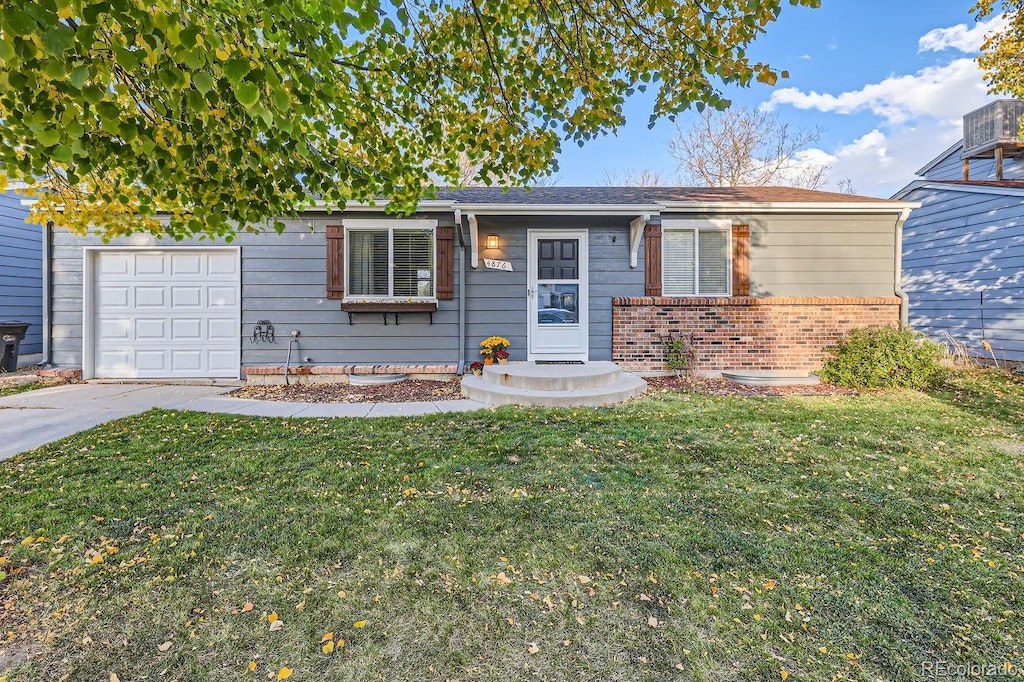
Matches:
[[0, 321, 31, 373]]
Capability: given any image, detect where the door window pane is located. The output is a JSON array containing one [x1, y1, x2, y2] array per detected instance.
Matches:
[[537, 239, 578, 280], [538, 283, 579, 325]]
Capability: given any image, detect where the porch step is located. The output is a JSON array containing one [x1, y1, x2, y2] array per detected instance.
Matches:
[[461, 361, 647, 407], [721, 370, 820, 387]]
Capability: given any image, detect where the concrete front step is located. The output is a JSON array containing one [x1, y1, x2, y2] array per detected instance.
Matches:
[[721, 370, 821, 386], [461, 372, 647, 407], [480, 361, 623, 391]]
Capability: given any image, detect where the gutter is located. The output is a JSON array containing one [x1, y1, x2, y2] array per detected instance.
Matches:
[[454, 209, 466, 375], [894, 207, 911, 327], [41, 220, 52, 366]]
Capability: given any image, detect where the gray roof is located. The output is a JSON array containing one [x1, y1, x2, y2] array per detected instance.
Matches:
[[430, 186, 898, 205]]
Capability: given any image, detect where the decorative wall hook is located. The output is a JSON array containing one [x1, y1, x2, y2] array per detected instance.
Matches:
[[251, 320, 276, 344]]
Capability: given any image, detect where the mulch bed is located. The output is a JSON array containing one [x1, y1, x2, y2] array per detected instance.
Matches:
[[644, 375, 860, 397], [231, 375, 858, 404]]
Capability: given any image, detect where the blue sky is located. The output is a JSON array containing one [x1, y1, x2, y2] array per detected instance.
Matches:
[[553, 0, 1002, 197]]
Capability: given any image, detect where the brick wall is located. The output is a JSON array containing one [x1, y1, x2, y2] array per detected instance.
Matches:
[[612, 296, 901, 374]]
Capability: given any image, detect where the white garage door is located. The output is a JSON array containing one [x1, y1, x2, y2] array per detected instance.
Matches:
[[92, 249, 240, 378]]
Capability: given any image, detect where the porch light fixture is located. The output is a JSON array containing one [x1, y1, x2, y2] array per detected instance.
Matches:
[[485, 233, 500, 249]]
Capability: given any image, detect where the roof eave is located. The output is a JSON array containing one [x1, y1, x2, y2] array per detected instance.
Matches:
[[661, 200, 920, 213]]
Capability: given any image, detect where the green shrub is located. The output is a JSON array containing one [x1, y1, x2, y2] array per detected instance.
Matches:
[[819, 326, 945, 389]]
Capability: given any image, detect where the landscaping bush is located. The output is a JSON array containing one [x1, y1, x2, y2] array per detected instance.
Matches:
[[819, 325, 945, 389]]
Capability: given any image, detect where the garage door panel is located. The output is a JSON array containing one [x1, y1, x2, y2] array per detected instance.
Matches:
[[208, 286, 238, 308], [171, 318, 203, 340], [97, 286, 129, 309], [135, 254, 168, 276], [171, 254, 203, 276], [98, 318, 130, 340], [134, 318, 167, 340], [170, 286, 203, 308], [208, 253, 239, 277], [93, 250, 240, 379], [135, 287, 166, 308]]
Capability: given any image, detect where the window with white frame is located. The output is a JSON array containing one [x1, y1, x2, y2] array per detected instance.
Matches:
[[344, 219, 436, 300], [662, 219, 731, 296]]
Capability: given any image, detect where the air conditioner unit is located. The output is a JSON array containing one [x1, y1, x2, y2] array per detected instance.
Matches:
[[963, 99, 1024, 158]]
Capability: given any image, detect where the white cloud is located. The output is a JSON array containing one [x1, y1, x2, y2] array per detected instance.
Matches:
[[918, 14, 1006, 53], [762, 58, 990, 125]]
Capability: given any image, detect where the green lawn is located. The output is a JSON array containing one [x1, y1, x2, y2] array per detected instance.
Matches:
[[1, 370, 1022, 681]]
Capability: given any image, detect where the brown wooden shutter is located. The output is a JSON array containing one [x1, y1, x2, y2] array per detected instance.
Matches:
[[732, 223, 750, 297], [644, 223, 662, 296], [435, 225, 454, 300], [326, 224, 345, 300]]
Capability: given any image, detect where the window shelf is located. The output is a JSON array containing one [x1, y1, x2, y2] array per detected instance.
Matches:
[[340, 301, 438, 325]]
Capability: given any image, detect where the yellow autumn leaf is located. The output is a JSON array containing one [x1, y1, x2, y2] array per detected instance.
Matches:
[[21, 536, 34, 546], [353, 620, 367, 628], [248, 661, 257, 671], [268, 612, 278, 623], [91, 553, 104, 564], [277, 667, 293, 680], [337, 638, 345, 648], [320, 632, 335, 642], [780, 671, 789, 680], [764, 579, 776, 590], [322, 640, 335, 654]]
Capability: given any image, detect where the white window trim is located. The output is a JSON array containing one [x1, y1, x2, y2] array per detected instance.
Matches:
[[661, 218, 732, 297], [340, 218, 438, 303]]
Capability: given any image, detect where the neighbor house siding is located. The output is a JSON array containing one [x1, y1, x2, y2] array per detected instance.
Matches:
[[49, 216, 462, 370], [902, 185, 1024, 361], [0, 192, 42, 356], [923, 145, 1024, 182]]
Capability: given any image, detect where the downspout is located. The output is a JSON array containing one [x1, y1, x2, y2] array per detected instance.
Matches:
[[41, 220, 53, 366], [893, 207, 911, 327], [454, 209, 466, 375]]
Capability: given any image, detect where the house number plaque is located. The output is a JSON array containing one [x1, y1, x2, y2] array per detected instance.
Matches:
[[483, 259, 513, 272]]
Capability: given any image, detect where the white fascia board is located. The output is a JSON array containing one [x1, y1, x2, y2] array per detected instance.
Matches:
[[660, 201, 920, 213], [896, 181, 1024, 199], [450, 203, 667, 215], [890, 180, 927, 200]]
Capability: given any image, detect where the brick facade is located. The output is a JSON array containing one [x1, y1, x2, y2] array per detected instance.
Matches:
[[612, 296, 902, 374]]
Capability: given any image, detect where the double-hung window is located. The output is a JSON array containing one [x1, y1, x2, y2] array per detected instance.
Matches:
[[343, 219, 436, 301], [662, 219, 732, 296]]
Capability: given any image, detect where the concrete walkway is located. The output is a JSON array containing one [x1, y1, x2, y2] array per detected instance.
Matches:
[[0, 383, 490, 461]]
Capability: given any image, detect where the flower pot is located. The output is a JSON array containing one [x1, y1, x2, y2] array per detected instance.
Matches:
[[484, 357, 494, 365], [497, 358, 508, 365]]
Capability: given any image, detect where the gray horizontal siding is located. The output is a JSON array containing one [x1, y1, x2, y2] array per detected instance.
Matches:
[[924, 148, 1024, 182], [0, 192, 41, 355], [902, 185, 1024, 361]]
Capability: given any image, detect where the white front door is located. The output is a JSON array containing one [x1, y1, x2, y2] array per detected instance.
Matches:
[[87, 249, 241, 379], [527, 230, 589, 361]]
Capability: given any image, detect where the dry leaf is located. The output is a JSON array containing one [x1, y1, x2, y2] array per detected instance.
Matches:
[[91, 554, 104, 564], [321, 632, 335, 642], [764, 579, 776, 590], [353, 620, 367, 629], [496, 572, 512, 584], [277, 667, 293, 680], [527, 643, 540, 654], [322, 640, 335, 654], [269, 620, 284, 632], [110, 675, 120, 682], [647, 616, 659, 628], [157, 641, 173, 652], [248, 661, 257, 671], [242, 602, 254, 612], [780, 671, 789, 680], [577, 575, 591, 584], [268, 612, 278, 623]]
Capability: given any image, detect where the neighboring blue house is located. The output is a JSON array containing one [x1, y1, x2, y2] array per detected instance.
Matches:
[[0, 191, 42, 362], [894, 100, 1024, 363]]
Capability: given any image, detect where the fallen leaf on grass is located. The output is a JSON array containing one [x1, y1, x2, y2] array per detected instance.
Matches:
[[157, 641, 173, 652], [780, 671, 789, 680], [242, 602, 254, 612], [527, 643, 540, 654], [321, 632, 335, 642], [322, 640, 335, 654], [268, 612, 278, 623], [353, 620, 367, 629], [577, 575, 591, 584], [248, 661, 257, 671], [110, 674, 120, 682], [277, 667, 292, 680], [269, 620, 283, 632], [647, 616, 659, 627]]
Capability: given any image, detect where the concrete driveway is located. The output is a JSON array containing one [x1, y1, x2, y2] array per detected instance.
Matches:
[[0, 382, 234, 461]]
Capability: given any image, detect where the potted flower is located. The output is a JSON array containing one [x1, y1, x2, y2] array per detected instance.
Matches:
[[494, 349, 510, 365], [469, 361, 484, 376], [480, 336, 510, 365]]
